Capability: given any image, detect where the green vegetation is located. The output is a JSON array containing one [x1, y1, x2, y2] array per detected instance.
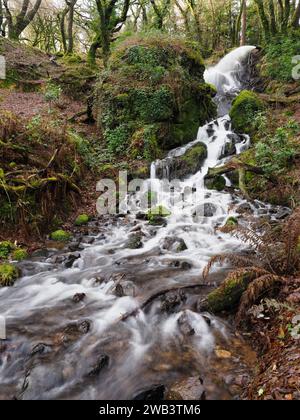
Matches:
[[207, 271, 257, 313], [50, 230, 71, 242], [12, 248, 28, 261], [255, 120, 299, 176], [205, 175, 226, 191], [262, 31, 300, 83], [75, 214, 90, 226], [0, 241, 15, 259], [0, 263, 19, 287], [96, 35, 216, 160], [230, 90, 265, 135]]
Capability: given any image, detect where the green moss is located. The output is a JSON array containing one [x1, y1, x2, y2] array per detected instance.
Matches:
[[206, 175, 226, 191], [50, 230, 71, 242], [75, 214, 89, 226], [0, 241, 15, 259], [148, 205, 171, 218], [96, 35, 216, 155], [207, 271, 257, 313], [226, 217, 238, 227], [0, 263, 19, 287], [230, 90, 265, 135], [12, 248, 28, 261]]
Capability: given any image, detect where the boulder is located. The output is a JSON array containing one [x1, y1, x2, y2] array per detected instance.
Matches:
[[167, 377, 206, 400]]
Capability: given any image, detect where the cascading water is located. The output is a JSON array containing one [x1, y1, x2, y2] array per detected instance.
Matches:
[[0, 46, 279, 400]]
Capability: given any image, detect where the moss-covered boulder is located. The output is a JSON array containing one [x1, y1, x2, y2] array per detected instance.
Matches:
[[75, 214, 89, 226], [156, 143, 207, 180], [207, 270, 258, 313], [229, 90, 265, 135], [50, 230, 71, 242], [12, 248, 28, 261], [205, 175, 226, 191], [95, 35, 217, 160], [0, 263, 20, 287]]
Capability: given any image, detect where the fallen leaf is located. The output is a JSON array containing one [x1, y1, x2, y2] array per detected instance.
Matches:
[[215, 349, 232, 359]]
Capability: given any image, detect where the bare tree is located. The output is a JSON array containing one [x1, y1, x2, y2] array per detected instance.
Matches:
[[3, 0, 43, 40]]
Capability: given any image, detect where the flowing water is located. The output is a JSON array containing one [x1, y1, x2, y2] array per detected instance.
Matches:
[[0, 46, 282, 400]]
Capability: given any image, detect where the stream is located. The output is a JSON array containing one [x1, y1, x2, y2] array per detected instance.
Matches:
[[0, 46, 287, 400]]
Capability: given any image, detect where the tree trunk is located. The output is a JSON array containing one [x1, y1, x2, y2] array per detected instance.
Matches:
[[291, 2, 300, 28], [240, 0, 247, 46], [67, 0, 77, 54]]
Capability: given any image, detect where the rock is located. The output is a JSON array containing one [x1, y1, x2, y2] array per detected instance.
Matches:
[[236, 202, 252, 214], [78, 320, 91, 334], [229, 90, 265, 135], [136, 212, 147, 220], [177, 312, 195, 336], [274, 208, 291, 220], [82, 237, 95, 245], [204, 175, 226, 191], [72, 293, 86, 303], [68, 242, 82, 252], [65, 252, 81, 268], [194, 203, 218, 218], [155, 143, 208, 180], [161, 237, 188, 253], [161, 290, 186, 313], [133, 384, 165, 400], [113, 281, 136, 297], [126, 233, 143, 249], [148, 215, 168, 226], [88, 354, 109, 377], [206, 270, 258, 313], [169, 260, 192, 270], [30, 343, 52, 357], [167, 377, 206, 400]]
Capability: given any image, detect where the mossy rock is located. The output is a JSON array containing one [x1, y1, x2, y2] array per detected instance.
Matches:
[[126, 233, 143, 249], [0, 263, 20, 287], [207, 271, 258, 313], [167, 143, 207, 180], [0, 241, 15, 259], [229, 90, 265, 135], [148, 205, 171, 218], [50, 230, 71, 242], [95, 35, 216, 156], [75, 214, 89, 226], [12, 248, 28, 261], [205, 175, 226, 191], [225, 217, 238, 227]]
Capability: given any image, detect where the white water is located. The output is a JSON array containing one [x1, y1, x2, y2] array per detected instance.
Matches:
[[0, 46, 274, 400]]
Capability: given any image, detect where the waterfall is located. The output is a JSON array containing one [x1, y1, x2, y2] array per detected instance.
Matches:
[[0, 46, 270, 400]]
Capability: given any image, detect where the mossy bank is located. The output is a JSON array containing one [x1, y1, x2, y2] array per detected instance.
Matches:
[[94, 34, 217, 161]]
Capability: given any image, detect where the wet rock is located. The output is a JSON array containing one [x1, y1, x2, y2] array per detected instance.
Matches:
[[88, 354, 109, 377], [148, 216, 167, 226], [167, 377, 206, 400], [169, 260, 192, 270], [72, 293, 86, 303], [205, 176, 226, 192], [126, 233, 143, 249], [136, 212, 147, 221], [31, 249, 51, 258], [78, 320, 91, 334], [65, 252, 81, 268], [68, 242, 83, 252], [194, 203, 218, 217], [161, 237, 188, 253], [133, 384, 165, 400], [114, 281, 136, 297], [83, 237, 95, 245], [30, 343, 52, 357], [236, 202, 252, 214], [177, 313, 195, 336], [274, 208, 291, 220], [161, 290, 186, 313]]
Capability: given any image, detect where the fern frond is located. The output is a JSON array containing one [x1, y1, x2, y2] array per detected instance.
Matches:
[[202, 253, 260, 280], [236, 274, 283, 324]]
